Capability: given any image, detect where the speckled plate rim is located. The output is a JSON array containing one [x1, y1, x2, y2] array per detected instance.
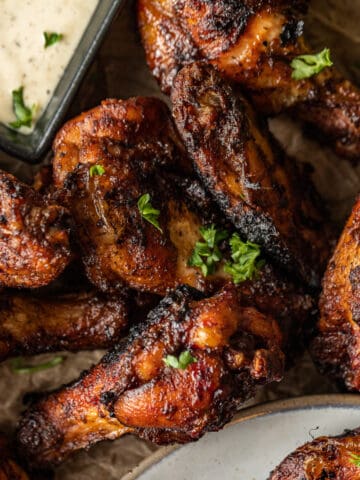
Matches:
[[124, 394, 360, 479]]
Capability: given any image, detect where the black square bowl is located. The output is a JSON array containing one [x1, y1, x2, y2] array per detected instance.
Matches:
[[0, 0, 125, 163]]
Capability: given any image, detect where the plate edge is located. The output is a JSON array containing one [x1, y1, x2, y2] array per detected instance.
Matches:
[[123, 394, 360, 480]]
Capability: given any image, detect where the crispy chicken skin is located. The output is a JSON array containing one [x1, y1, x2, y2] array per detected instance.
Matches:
[[52, 97, 227, 296], [0, 290, 132, 361], [310, 197, 360, 391], [138, 0, 360, 160], [0, 434, 29, 480], [0, 170, 71, 289], [17, 284, 284, 469], [269, 428, 360, 480], [235, 264, 314, 360], [172, 63, 332, 287]]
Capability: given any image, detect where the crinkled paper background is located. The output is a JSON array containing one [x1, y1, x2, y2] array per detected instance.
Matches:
[[0, 1, 359, 478]]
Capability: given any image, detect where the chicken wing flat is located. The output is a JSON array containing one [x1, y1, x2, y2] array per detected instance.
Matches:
[[138, 0, 360, 160], [269, 427, 360, 479], [172, 62, 332, 287], [17, 284, 284, 469], [52, 97, 228, 296], [0, 170, 71, 289], [0, 433, 29, 480], [310, 197, 360, 391], [0, 289, 133, 361]]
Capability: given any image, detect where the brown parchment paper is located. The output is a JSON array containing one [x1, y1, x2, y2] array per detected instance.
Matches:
[[0, 1, 359, 478]]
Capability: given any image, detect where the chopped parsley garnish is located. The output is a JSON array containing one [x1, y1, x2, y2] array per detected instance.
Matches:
[[291, 48, 333, 80], [163, 351, 197, 370], [137, 193, 163, 233], [224, 233, 265, 284], [9, 87, 34, 129], [44, 32, 64, 48], [349, 453, 360, 467], [188, 224, 228, 277], [11, 356, 64, 375], [89, 164, 105, 177]]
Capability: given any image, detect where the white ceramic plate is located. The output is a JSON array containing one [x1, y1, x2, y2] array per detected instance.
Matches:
[[126, 395, 360, 480]]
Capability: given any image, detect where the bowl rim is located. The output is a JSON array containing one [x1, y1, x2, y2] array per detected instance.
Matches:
[[124, 393, 360, 480]]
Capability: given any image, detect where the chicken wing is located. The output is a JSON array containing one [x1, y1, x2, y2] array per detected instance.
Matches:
[[0, 170, 71, 289], [310, 197, 360, 391], [172, 62, 332, 287], [52, 97, 227, 296], [138, 0, 360, 160], [0, 433, 29, 480], [0, 289, 133, 361], [17, 284, 284, 469], [269, 427, 360, 479]]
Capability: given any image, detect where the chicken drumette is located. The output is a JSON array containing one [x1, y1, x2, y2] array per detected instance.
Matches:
[[269, 427, 360, 479], [310, 197, 360, 391], [0, 289, 132, 361], [138, 0, 360, 160], [17, 283, 284, 469], [172, 62, 333, 287], [0, 169, 71, 289], [52, 97, 227, 296]]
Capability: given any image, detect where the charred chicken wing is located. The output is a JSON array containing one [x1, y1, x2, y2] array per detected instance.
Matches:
[[138, 0, 360, 160], [17, 284, 284, 469], [0, 169, 71, 289], [172, 63, 332, 287], [52, 97, 227, 296], [310, 197, 360, 391], [269, 427, 360, 479], [0, 433, 29, 480], [0, 290, 132, 361]]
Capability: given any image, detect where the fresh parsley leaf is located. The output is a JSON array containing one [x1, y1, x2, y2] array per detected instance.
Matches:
[[291, 48, 333, 80], [44, 32, 63, 48], [224, 233, 264, 284], [11, 356, 64, 375], [349, 453, 360, 467], [188, 224, 228, 277], [9, 87, 34, 129], [138, 193, 163, 233], [163, 351, 197, 370], [89, 164, 105, 177]]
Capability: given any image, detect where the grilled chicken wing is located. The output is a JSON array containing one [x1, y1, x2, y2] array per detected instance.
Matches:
[[269, 427, 360, 479], [138, 0, 360, 160], [172, 62, 332, 287], [310, 197, 360, 391], [0, 170, 71, 289], [17, 284, 284, 469], [0, 290, 133, 361], [52, 97, 228, 296], [0, 433, 29, 480]]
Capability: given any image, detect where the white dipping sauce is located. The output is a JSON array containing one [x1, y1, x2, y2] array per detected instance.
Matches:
[[0, 0, 99, 133]]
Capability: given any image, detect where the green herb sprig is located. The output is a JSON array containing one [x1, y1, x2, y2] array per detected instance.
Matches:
[[163, 351, 197, 370], [291, 48, 333, 80], [11, 356, 64, 375], [9, 87, 35, 129], [224, 233, 264, 284], [137, 193, 163, 233], [349, 453, 360, 467], [44, 32, 63, 48], [89, 164, 105, 177], [188, 224, 228, 277]]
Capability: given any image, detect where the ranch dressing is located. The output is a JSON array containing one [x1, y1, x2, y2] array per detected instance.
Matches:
[[0, 0, 99, 133]]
